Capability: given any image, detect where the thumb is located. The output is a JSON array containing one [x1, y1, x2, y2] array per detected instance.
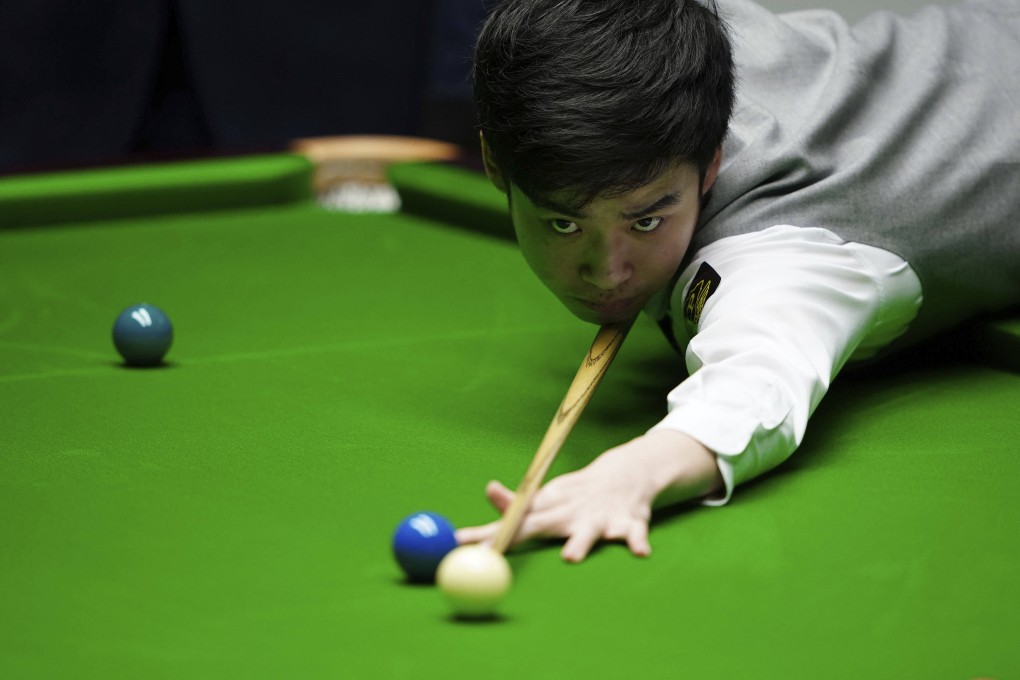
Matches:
[[485, 480, 516, 514]]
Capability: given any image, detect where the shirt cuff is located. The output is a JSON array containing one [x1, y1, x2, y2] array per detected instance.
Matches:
[[647, 371, 796, 506]]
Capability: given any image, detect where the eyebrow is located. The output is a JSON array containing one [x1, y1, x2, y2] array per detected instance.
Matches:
[[532, 192, 683, 221], [620, 192, 683, 220], [531, 196, 589, 220]]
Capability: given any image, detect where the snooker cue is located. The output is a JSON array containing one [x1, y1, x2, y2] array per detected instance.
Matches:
[[491, 319, 634, 554]]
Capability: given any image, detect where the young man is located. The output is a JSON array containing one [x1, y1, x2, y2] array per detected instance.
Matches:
[[455, 0, 1020, 562]]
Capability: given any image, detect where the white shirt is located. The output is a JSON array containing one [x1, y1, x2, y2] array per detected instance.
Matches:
[[645, 224, 923, 505]]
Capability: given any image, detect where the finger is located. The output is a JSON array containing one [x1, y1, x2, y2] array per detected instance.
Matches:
[[459, 508, 561, 550], [485, 480, 516, 514], [602, 518, 632, 542], [561, 524, 600, 564], [499, 505, 569, 547], [455, 521, 500, 546], [626, 521, 652, 558], [458, 481, 525, 547]]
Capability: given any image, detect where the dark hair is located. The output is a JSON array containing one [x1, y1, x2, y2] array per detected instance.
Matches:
[[474, 0, 735, 210]]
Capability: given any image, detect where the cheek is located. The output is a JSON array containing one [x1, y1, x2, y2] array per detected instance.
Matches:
[[644, 225, 695, 284], [519, 238, 573, 291], [670, 212, 699, 256], [512, 216, 573, 291], [641, 247, 680, 285]]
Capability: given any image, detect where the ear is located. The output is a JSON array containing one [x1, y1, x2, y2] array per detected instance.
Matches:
[[480, 131, 508, 193], [701, 147, 722, 195]]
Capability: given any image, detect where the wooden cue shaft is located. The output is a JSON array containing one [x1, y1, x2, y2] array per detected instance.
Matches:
[[491, 320, 634, 554]]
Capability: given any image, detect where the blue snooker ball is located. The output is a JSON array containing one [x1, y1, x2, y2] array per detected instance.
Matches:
[[113, 303, 173, 367], [393, 511, 459, 583]]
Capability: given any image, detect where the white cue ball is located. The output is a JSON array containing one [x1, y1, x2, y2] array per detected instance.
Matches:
[[436, 545, 512, 617]]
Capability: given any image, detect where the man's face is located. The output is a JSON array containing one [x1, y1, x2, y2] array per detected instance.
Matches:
[[506, 163, 712, 324]]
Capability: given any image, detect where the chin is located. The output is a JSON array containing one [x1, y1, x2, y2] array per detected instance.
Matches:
[[571, 310, 605, 325]]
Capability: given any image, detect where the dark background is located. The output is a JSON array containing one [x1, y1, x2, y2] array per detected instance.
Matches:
[[0, 0, 490, 175]]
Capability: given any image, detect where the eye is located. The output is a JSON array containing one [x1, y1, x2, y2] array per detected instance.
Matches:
[[549, 218, 580, 235], [633, 216, 663, 233]]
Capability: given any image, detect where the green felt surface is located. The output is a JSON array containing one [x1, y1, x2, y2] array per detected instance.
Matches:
[[389, 161, 513, 240], [0, 154, 312, 228], [1, 156, 1018, 678]]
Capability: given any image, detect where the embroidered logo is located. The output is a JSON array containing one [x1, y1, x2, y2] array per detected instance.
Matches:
[[683, 262, 721, 333]]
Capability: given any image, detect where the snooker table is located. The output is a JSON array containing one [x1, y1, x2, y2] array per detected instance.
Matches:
[[1, 153, 1018, 679]]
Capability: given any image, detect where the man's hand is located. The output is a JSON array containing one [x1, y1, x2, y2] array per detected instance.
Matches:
[[455, 430, 724, 563]]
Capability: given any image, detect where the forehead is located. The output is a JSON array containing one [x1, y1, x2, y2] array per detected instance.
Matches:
[[522, 163, 700, 218]]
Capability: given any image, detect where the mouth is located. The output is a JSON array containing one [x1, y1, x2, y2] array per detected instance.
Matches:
[[576, 295, 641, 320]]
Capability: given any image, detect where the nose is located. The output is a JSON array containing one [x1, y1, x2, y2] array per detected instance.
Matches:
[[580, 235, 632, 291]]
